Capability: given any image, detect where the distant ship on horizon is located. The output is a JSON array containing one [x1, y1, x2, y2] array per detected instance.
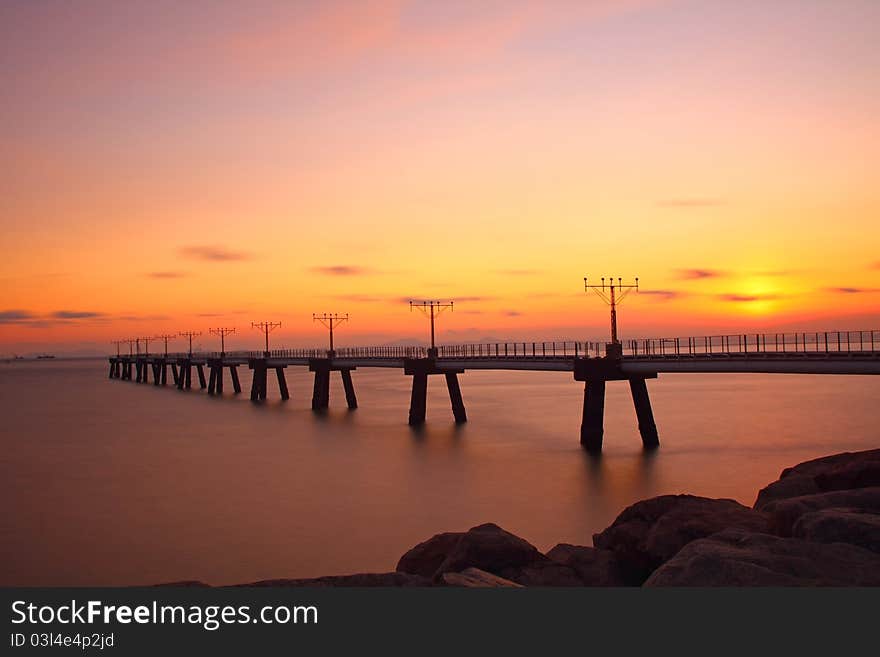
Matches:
[[36, 354, 56, 360]]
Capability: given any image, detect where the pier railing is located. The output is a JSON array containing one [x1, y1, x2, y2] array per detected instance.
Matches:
[[112, 330, 879, 361], [437, 341, 604, 358], [625, 330, 880, 358]]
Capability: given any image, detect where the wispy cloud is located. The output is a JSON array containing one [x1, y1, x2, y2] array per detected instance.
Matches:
[[180, 245, 251, 261], [51, 310, 104, 319], [872, 262, 880, 270], [147, 271, 188, 279], [657, 198, 726, 208], [1, 309, 108, 327], [640, 289, 684, 301], [503, 310, 523, 317], [0, 309, 35, 324], [311, 265, 373, 276], [826, 287, 880, 294], [676, 269, 724, 280], [331, 294, 385, 303], [117, 314, 171, 321], [718, 293, 781, 302]]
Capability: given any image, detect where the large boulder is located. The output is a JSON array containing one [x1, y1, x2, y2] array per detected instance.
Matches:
[[754, 449, 880, 510], [645, 528, 880, 586], [434, 523, 545, 579], [545, 544, 629, 586], [497, 559, 587, 587], [396, 531, 465, 577], [792, 508, 880, 554], [239, 572, 431, 587], [441, 568, 523, 587], [763, 487, 880, 536], [592, 495, 769, 584]]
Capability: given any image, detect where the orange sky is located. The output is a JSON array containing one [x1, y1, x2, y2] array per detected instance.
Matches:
[[1, 0, 879, 354]]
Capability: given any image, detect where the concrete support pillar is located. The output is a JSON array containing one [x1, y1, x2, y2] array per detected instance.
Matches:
[[184, 364, 192, 389], [580, 379, 606, 453], [312, 368, 330, 410], [629, 378, 660, 449], [135, 362, 142, 383], [249, 362, 267, 401], [160, 363, 167, 386], [445, 372, 467, 423], [229, 365, 241, 393], [408, 371, 428, 425], [141, 361, 149, 384], [340, 369, 357, 409], [215, 365, 224, 394], [207, 366, 217, 395], [171, 364, 179, 386], [196, 364, 206, 389], [152, 363, 161, 386], [108, 361, 115, 379], [276, 367, 289, 401]]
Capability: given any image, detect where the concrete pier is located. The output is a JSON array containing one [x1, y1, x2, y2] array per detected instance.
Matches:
[[249, 359, 268, 401], [276, 367, 289, 401], [629, 378, 659, 449], [309, 359, 357, 410], [404, 358, 467, 426], [580, 380, 606, 452]]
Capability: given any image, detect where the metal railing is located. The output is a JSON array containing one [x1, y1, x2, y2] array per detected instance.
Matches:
[[437, 341, 604, 359], [110, 330, 879, 361], [625, 330, 880, 358]]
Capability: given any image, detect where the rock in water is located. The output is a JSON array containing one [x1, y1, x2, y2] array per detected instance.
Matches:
[[434, 523, 545, 579], [763, 487, 880, 536], [442, 568, 523, 587], [754, 448, 880, 510], [792, 507, 880, 554], [545, 544, 629, 586], [396, 532, 465, 577], [239, 572, 431, 587], [644, 528, 880, 586], [497, 559, 587, 587], [592, 495, 769, 584]]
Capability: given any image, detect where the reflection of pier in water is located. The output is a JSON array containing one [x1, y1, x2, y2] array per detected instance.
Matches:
[[108, 330, 880, 453]]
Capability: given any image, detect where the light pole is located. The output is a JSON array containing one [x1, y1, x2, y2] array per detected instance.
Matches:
[[409, 300, 454, 357], [313, 313, 349, 356], [584, 277, 639, 357], [209, 327, 236, 357], [251, 321, 281, 357]]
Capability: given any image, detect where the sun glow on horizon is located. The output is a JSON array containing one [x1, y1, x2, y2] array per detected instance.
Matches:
[[1, 0, 879, 353]]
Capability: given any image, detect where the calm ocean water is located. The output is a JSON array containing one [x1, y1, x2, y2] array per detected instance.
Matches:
[[1, 358, 878, 585]]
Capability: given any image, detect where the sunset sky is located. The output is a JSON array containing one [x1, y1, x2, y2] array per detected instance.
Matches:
[[1, 0, 878, 354]]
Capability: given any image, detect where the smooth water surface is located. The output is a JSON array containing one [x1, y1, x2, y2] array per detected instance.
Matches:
[[1, 359, 878, 585]]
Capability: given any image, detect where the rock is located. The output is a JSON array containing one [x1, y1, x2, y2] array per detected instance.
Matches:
[[814, 462, 880, 492], [763, 487, 880, 536], [442, 568, 523, 587], [153, 581, 211, 587], [792, 508, 880, 553], [396, 531, 465, 577], [545, 544, 629, 586], [592, 495, 769, 584], [497, 559, 586, 587], [645, 528, 880, 586], [435, 523, 545, 579], [240, 572, 431, 587], [755, 449, 880, 510]]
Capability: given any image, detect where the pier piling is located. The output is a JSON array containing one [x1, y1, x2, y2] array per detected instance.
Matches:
[[629, 378, 659, 449], [580, 380, 606, 452]]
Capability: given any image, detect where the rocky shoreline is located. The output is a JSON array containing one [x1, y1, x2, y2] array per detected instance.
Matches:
[[163, 448, 880, 587]]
